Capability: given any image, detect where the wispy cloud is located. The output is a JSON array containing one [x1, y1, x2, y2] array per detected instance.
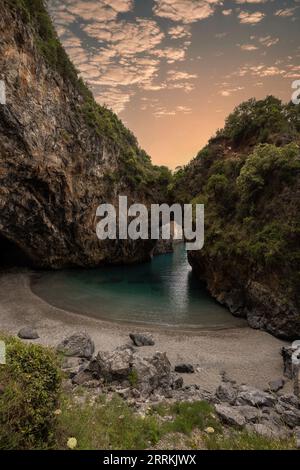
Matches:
[[153, 0, 222, 23], [238, 11, 265, 24]]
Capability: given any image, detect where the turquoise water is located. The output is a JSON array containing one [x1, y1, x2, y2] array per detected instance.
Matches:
[[31, 245, 246, 329]]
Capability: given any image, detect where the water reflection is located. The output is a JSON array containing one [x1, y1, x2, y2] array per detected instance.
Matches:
[[31, 245, 246, 329]]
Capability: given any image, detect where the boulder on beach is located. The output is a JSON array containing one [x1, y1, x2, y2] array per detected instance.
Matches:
[[18, 327, 39, 340], [129, 333, 155, 347], [57, 332, 95, 359], [174, 363, 194, 374]]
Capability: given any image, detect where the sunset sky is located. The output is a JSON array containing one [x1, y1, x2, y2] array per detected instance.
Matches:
[[48, 0, 300, 169]]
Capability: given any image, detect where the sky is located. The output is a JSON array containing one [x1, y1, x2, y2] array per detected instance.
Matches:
[[48, 0, 300, 169]]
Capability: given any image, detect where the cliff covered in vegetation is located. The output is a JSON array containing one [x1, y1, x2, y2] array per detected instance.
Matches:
[[172, 97, 300, 339], [0, 0, 171, 268]]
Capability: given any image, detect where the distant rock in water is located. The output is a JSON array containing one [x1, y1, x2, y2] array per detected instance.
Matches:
[[173, 97, 300, 339], [0, 1, 170, 269]]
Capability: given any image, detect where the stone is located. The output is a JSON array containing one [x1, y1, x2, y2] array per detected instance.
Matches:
[[281, 409, 300, 429], [281, 345, 300, 379], [278, 393, 300, 410], [18, 327, 39, 340], [236, 385, 276, 408], [72, 371, 95, 386], [171, 376, 184, 390], [268, 378, 285, 393], [93, 346, 134, 381], [174, 363, 194, 374], [236, 405, 262, 424], [62, 357, 89, 379], [57, 332, 95, 359], [216, 383, 237, 404], [249, 423, 284, 440], [129, 333, 155, 347], [215, 404, 246, 428]]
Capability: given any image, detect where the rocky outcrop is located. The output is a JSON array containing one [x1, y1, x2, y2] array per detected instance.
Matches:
[[214, 381, 300, 440], [173, 97, 300, 339], [0, 1, 167, 268]]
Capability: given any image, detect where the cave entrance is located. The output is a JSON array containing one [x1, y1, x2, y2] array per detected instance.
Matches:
[[0, 234, 33, 268]]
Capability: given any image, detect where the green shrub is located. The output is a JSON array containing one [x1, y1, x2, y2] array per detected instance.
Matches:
[[0, 336, 61, 449], [237, 143, 300, 202]]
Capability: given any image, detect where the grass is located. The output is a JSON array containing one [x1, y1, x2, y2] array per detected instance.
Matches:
[[55, 395, 161, 450], [0, 333, 297, 450], [54, 395, 296, 450], [204, 430, 296, 451]]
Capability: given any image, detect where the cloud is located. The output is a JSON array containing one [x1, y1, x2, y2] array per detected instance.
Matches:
[[258, 36, 279, 47], [234, 64, 286, 78], [222, 9, 233, 16], [238, 44, 259, 51], [238, 11, 265, 24], [275, 8, 298, 17], [153, 105, 192, 118], [151, 47, 186, 63], [219, 86, 244, 97], [153, 0, 222, 24], [49, 0, 133, 23], [94, 88, 132, 113], [167, 70, 197, 81], [168, 25, 192, 39], [83, 19, 164, 56]]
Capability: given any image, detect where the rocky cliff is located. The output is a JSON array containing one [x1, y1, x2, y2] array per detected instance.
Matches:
[[172, 97, 300, 339], [0, 0, 171, 268]]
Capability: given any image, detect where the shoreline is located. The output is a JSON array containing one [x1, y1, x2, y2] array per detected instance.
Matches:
[[0, 270, 290, 393]]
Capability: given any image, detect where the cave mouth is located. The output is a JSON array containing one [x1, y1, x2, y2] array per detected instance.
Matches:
[[0, 234, 33, 268]]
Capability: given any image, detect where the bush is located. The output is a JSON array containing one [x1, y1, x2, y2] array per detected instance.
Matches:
[[0, 336, 61, 449], [237, 143, 300, 202]]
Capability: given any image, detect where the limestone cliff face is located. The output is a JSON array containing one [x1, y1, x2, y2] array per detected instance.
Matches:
[[173, 97, 300, 339], [0, 1, 166, 268]]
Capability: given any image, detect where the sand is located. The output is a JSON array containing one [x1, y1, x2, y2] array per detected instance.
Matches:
[[0, 270, 290, 393]]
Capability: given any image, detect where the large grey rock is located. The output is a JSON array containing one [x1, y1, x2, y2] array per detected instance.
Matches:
[[248, 423, 289, 440], [90, 346, 180, 396], [57, 332, 95, 359], [174, 363, 194, 374], [236, 385, 276, 408], [18, 327, 39, 340], [93, 346, 134, 381], [215, 404, 246, 428], [278, 393, 300, 410], [129, 333, 155, 347], [281, 409, 300, 429], [216, 383, 237, 404], [62, 357, 89, 379], [72, 370, 95, 386]]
